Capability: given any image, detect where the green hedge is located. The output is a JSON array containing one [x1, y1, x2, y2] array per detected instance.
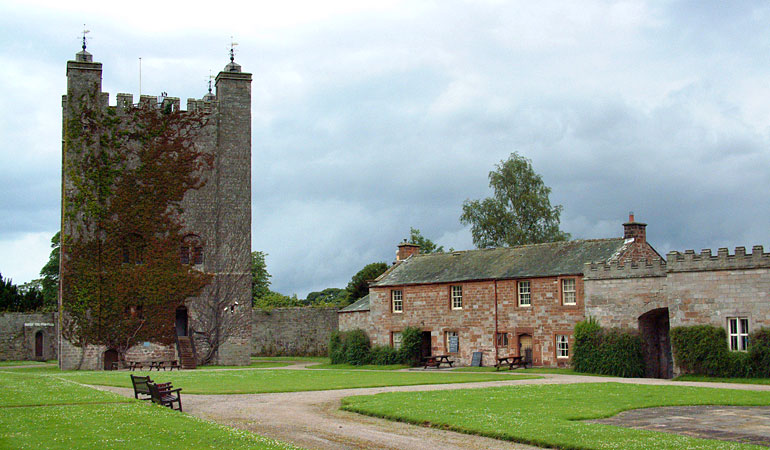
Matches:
[[573, 318, 645, 378], [329, 327, 423, 366], [671, 325, 769, 378]]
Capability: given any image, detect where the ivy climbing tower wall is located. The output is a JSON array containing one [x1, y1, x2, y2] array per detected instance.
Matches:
[[59, 48, 252, 370]]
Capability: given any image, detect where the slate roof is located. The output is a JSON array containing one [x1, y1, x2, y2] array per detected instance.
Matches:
[[339, 294, 370, 312], [370, 238, 628, 287]]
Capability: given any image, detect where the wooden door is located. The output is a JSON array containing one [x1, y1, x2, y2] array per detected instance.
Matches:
[[519, 334, 533, 363], [34, 331, 43, 358]]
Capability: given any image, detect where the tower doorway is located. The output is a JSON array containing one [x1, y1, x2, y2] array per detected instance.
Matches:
[[175, 306, 188, 337], [103, 349, 119, 371]]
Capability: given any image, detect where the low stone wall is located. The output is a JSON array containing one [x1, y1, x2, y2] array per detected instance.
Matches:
[[252, 307, 338, 356], [0, 312, 57, 361]]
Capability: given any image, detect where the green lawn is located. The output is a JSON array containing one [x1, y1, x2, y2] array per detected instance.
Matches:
[[308, 363, 410, 370], [0, 360, 55, 366], [453, 366, 608, 376], [342, 382, 770, 450], [675, 375, 770, 385], [0, 371, 301, 450], [251, 356, 329, 363], [52, 368, 534, 394]]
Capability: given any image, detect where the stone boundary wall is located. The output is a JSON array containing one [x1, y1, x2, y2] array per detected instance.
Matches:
[[0, 312, 57, 361], [252, 307, 338, 356]]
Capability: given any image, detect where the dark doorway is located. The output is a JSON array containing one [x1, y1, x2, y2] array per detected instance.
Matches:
[[175, 306, 188, 337], [638, 308, 673, 379], [420, 331, 432, 359], [103, 349, 119, 371], [34, 331, 43, 359]]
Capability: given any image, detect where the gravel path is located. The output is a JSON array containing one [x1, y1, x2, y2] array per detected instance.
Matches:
[[94, 363, 770, 450]]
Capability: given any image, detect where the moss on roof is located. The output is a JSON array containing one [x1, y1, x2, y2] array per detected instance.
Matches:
[[371, 238, 627, 287], [339, 294, 370, 312]]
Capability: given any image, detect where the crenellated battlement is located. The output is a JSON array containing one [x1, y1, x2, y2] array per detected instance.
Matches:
[[666, 245, 770, 272], [584, 258, 667, 280]]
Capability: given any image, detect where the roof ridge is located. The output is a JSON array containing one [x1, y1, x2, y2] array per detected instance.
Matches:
[[410, 237, 625, 258]]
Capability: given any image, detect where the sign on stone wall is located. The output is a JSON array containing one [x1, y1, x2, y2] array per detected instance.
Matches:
[[449, 336, 459, 353]]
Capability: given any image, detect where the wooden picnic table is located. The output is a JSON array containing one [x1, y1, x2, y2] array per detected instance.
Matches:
[[495, 355, 527, 371], [422, 354, 455, 369], [149, 360, 181, 371]]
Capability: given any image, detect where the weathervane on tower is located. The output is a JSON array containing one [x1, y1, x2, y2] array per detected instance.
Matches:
[[230, 36, 238, 63], [80, 25, 90, 51]]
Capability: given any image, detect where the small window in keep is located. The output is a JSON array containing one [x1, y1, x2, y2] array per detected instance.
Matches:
[[562, 278, 576, 305], [181, 234, 204, 266], [556, 334, 569, 358], [392, 290, 403, 313], [728, 317, 749, 351], [451, 285, 463, 310], [496, 332, 509, 347], [518, 280, 531, 307]]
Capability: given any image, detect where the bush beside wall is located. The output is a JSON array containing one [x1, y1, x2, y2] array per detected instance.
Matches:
[[671, 325, 769, 378], [573, 318, 645, 378], [329, 327, 421, 366]]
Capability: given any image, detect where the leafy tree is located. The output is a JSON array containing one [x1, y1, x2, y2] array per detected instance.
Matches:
[[251, 251, 272, 301], [39, 231, 60, 309], [408, 227, 444, 254], [305, 287, 349, 306], [460, 152, 569, 248], [0, 273, 45, 312], [253, 291, 302, 309], [345, 262, 389, 302]]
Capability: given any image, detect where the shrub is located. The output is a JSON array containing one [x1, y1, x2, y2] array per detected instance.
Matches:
[[368, 345, 401, 365], [749, 328, 770, 377], [669, 325, 770, 378], [670, 325, 730, 376], [343, 329, 371, 365], [572, 318, 644, 378], [329, 331, 344, 364], [398, 326, 422, 366]]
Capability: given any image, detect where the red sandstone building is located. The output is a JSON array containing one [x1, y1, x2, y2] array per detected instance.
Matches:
[[339, 216, 660, 367]]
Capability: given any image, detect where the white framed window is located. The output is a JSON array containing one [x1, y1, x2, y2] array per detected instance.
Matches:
[[451, 285, 463, 310], [391, 290, 403, 313], [392, 332, 402, 349], [446, 331, 459, 353], [556, 334, 569, 358], [561, 278, 576, 305], [518, 280, 531, 307], [728, 317, 749, 351]]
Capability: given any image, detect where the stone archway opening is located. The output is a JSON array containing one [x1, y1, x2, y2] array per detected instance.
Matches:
[[638, 308, 673, 378], [175, 306, 189, 337]]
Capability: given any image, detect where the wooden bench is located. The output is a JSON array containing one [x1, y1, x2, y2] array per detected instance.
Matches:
[[495, 355, 528, 371], [148, 381, 183, 412], [422, 354, 455, 369], [130, 374, 154, 400]]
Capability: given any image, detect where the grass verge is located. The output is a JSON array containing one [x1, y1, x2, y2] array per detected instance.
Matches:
[[453, 366, 608, 376], [0, 360, 55, 367], [53, 369, 537, 394], [251, 356, 329, 364], [308, 363, 410, 370], [0, 371, 300, 450], [342, 382, 770, 450], [674, 375, 770, 385]]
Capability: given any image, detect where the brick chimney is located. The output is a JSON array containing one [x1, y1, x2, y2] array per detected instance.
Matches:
[[396, 240, 420, 261], [623, 212, 647, 244]]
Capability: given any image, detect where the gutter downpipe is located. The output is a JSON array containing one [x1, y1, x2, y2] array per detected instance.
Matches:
[[494, 279, 499, 361]]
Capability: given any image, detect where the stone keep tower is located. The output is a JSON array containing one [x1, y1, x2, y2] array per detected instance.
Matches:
[[59, 47, 252, 370]]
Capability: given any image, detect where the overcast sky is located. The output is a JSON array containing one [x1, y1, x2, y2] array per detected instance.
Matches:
[[1, 1, 768, 297]]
